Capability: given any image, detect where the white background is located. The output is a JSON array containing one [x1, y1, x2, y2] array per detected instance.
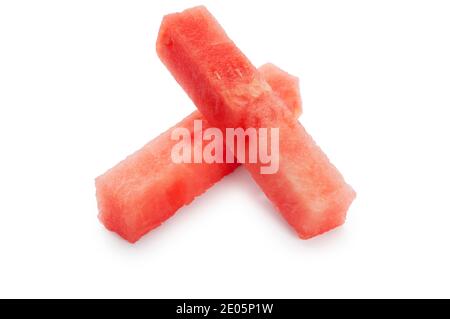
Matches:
[[1, 0, 449, 298]]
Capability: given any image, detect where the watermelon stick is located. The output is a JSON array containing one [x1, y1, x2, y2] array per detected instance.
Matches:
[[156, 6, 356, 239], [96, 63, 302, 243]]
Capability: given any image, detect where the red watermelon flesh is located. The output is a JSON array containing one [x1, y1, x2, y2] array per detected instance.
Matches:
[[96, 64, 301, 243], [259, 63, 302, 119], [156, 6, 356, 239]]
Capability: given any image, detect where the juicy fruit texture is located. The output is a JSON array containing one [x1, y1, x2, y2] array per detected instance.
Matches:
[[96, 64, 302, 243], [156, 6, 355, 239], [259, 63, 302, 118]]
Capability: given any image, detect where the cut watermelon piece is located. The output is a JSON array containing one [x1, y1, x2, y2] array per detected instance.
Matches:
[[96, 63, 301, 243], [259, 63, 302, 119], [156, 6, 355, 239]]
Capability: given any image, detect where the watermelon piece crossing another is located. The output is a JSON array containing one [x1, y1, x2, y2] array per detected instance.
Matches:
[[96, 64, 302, 243], [157, 6, 356, 239]]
